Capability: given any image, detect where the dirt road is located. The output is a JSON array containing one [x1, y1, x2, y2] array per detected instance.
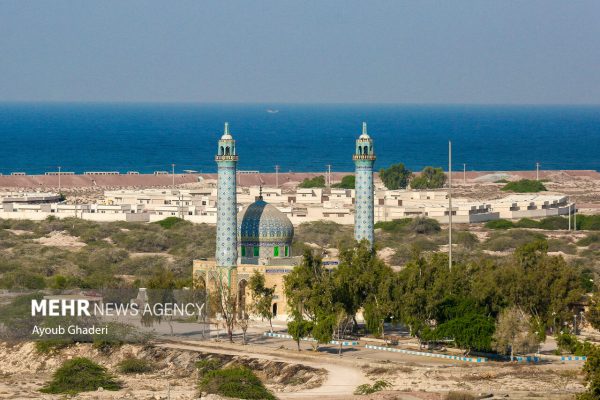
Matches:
[[157, 340, 369, 399]]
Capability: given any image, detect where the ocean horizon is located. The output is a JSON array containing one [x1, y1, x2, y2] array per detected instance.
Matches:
[[0, 102, 599, 175]]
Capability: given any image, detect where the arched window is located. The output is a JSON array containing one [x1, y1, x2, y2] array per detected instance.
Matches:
[[220, 146, 224, 155], [193, 271, 206, 290], [358, 146, 362, 155], [272, 303, 278, 317], [225, 146, 230, 155], [363, 145, 369, 155]]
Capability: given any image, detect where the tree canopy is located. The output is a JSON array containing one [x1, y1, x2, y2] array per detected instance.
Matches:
[[332, 175, 355, 189], [298, 175, 326, 188], [248, 270, 276, 332], [379, 163, 412, 190], [410, 166, 447, 189], [283, 237, 585, 355]]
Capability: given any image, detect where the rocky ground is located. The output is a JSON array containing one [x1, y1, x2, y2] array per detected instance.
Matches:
[[0, 335, 589, 400], [359, 361, 584, 399], [0, 341, 326, 400]]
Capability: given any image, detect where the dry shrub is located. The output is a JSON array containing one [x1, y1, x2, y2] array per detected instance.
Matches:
[[444, 392, 475, 400]]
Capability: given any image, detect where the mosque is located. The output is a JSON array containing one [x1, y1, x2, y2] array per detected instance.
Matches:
[[192, 122, 376, 319]]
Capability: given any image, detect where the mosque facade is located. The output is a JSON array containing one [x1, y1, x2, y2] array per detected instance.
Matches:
[[193, 122, 375, 319]]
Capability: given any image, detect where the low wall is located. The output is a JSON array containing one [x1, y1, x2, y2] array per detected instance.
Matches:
[[147, 214, 216, 224], [263, 332, 359, 346], [364, 344, 488, 363], [0, 211, 49, 221]]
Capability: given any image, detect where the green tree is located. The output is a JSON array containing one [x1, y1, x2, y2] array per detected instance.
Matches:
[[586, 297, 600, 331], [411, 166, 447, 189], [312, 312, 336, 348], [393, 252, 455, 341], [433, 307, 495, 353], [332, 175, 355, 189], [298, 175, 326, 188], [284, 249, 354, 350], [578, 345, 600, 399], [248, 270, 275, 332], [511, 240, 583, 331], [334, 240, 395, 337], [287, 311, 313, 351], [388, 238, 585, 356], [471, 239, 583, 333], [379, 163, 412, 190], [283, 250, 332, 322]]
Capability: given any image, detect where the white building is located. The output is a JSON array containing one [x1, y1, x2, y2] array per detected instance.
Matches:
[[0, 187, 574, 226]]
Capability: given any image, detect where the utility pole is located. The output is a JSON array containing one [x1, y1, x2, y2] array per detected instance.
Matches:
[[536, 162, 540, 181], [171, 163, 175, 190], [574, 205, 577, 231], [326, 164, 331, 187], [275, 165, 280, 188], [463, 163, 466, 184], [568, 203, 572, 231], [179, 193, 184, 220], [58, 166, 61, 194], [448, 141, 452, 271]]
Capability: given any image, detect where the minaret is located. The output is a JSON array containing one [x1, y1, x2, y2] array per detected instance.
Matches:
[[215, 122, 238, 268], [353, 122, 376, 246]]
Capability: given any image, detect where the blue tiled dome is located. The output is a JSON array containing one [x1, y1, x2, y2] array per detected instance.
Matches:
[[238, 200, 294, 246]]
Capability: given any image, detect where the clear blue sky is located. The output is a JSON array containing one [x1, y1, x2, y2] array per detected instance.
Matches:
[[1, 0, 599, 104]]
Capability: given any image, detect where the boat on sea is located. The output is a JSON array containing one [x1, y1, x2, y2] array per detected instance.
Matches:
[[266, 109, 279, 114]]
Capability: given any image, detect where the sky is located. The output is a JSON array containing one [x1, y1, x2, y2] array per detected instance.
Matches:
[[0, 1, 599, 104]]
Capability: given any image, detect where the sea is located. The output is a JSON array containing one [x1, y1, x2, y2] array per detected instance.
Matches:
[[0, 103, 598, 175]]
